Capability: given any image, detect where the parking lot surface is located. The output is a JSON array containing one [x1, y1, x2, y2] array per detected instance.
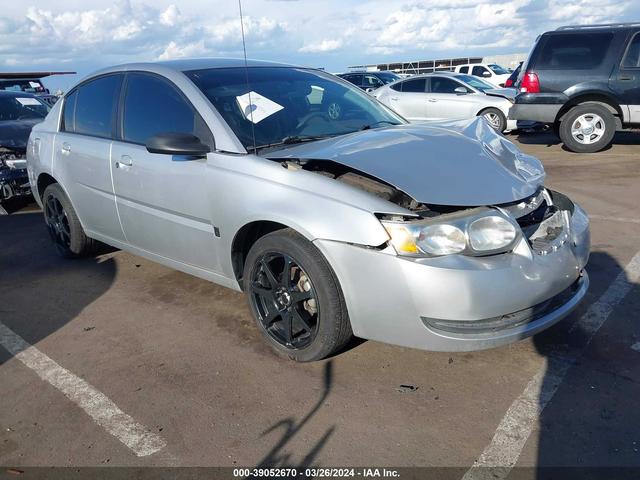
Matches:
[[1, 131, 639, 474]]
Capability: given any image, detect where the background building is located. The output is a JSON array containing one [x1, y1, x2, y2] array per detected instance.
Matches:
[[348, 53, 528, 74]]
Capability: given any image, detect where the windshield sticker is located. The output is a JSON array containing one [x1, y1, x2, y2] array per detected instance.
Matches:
[[29, 81, 40, 88], [236, 91, 283, 124], [16, 97, 42, 106]]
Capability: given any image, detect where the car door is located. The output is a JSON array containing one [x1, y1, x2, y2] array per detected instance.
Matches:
[[425, 77, 478, 121], [111, 72, 220, 272], [612, 31, 640, 123], [53, 74, 126, 242], [386, 78, 427, 121]]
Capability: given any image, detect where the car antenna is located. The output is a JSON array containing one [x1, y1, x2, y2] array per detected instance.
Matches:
[[238, 0, 257, 152]]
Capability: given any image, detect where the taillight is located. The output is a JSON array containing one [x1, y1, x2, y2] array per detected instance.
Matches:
[[520, 72, 540, 93], [505, 78, 514, 87]]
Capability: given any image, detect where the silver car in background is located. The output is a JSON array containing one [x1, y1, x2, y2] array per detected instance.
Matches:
[[26, 59, 590, 361], [374, 72, 517, 132]]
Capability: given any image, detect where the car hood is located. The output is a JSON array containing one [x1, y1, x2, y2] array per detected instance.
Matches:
[[484, 87, 517, 102], [265, 117, 545, 206], [0, 119, 42, 151]]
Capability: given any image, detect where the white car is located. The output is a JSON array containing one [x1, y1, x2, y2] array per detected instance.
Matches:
[[454, 63, 511, 87], [373, 73, 517, 132]]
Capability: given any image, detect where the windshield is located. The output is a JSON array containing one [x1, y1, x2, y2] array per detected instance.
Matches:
[[0, 79, 47, 94], [456, 75, 496, 92], [186, 67, 404, 151], [0, 96, 50, 121], [488, 64, 510, 75]]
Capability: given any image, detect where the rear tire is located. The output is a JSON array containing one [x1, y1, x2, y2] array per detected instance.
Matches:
[[559, 104, 616, 153], [42, 183, 96, 258], [479, 108, 507, 133], [243, 228, 352, 362]]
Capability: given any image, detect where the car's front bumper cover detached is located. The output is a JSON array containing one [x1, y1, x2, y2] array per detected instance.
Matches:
[[314, 202, 590, 352]]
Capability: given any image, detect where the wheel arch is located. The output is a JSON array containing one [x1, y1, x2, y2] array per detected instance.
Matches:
[[556, 93, 623, 127], [36, 172, 59, 201], [231, 220, 302, 289]]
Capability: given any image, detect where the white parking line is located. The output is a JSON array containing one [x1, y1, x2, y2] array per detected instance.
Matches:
[[589, 214, 640, 225], [462, 251, 640, 479], [0, 322, 166, 457]]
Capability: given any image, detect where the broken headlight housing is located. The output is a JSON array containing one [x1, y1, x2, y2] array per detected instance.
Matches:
[[380, 208, 519, 257]]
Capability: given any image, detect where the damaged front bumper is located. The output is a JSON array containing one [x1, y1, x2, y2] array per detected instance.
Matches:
[[313, 200, 590, 352], [0, 154, 31, 202]]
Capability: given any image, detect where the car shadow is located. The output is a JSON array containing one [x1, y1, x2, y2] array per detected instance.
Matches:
[[250, 361, 335, 477], [0, 211, 117, 365], [514, 130, 639, 151], [532, 251, 640, 479]]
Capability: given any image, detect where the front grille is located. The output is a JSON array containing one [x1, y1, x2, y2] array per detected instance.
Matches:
[[501, 189, 572, 255], [421, 276, 584, 335]]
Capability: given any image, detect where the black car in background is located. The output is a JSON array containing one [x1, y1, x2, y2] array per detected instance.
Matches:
[[0, 71, 75, 106], [510, 22, 640, 153], [0, 91, 50, 205], [337, 71, 401, 91]]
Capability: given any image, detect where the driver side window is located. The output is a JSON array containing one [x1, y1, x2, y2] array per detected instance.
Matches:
[[121, 73, 213, 148]]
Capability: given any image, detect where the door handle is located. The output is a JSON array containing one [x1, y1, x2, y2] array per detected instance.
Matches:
[[115, 155, 133, 169], [619, 76, 633, 81], [427, 98, 438, 102], [390, 97, 399, 101], [61, 142, 71, 154]]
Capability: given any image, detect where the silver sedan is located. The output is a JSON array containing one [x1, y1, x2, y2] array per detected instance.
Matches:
[[27, 59, 590, 361], [373, 72, 517, 132]]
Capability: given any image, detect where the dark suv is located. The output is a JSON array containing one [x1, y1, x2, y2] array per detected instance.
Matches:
[[337, 71, 401, 91], [510, 23, 640, 153]]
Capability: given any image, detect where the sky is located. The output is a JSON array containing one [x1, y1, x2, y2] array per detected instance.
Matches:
[[0, 0, 637, 92]]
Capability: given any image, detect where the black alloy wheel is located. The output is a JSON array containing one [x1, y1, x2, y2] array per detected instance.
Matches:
[[249, 252, 319, 349], [42, 183, 96, 258], [44, 194, 71, 252]]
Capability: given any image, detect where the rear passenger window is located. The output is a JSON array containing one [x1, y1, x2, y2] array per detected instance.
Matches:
[[74, 75, 121, 138], [391, 78, 426, 92], [536, 33, 613, 69], [459, 66, 469, 74], [122, 73, 197, 145], [430, 77, 466, 94], [622, 33, 640, 68], [61, 91, 77, 133]]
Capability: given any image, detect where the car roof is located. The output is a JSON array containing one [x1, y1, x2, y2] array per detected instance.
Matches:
[[555, 22, 640, 32], [80, 58, 309, 86], [104, 58, 297, 74]]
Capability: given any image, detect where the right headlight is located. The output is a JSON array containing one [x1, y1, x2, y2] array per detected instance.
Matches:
[[380, 208, 519, 257]]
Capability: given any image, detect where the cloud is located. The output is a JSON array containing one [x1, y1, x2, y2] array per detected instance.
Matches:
[[0, 0, 637, 79], [299, 39, 342, 53]]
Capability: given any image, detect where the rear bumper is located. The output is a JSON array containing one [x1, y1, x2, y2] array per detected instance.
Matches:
[[510, 93, 567, 123], [509, 103, 562, 123]]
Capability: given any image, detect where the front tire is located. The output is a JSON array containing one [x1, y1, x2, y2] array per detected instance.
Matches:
[[43, 183, 96, 258], [479, 108, 507, 133], [243, 229, 352, 362], [559, 104, 616, 153]]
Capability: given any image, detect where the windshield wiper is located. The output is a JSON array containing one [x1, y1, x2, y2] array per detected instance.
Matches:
[[249, 135, 333, 153], [360, 120, 398, 131]]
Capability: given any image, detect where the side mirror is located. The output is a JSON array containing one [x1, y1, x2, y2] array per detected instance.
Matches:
[[482, 71, 492, 78], [454, 86, 468, 95], [365, 87, 375, 93], [146, 133, 210, 159]]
